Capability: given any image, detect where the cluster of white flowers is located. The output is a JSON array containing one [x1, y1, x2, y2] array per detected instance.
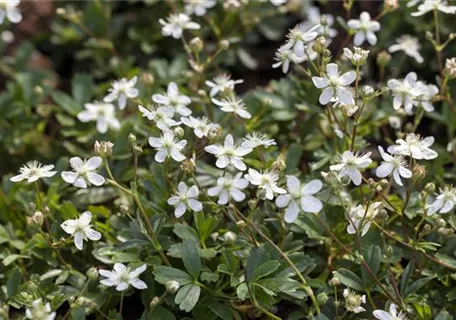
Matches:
[[388, 72, 438, 114]]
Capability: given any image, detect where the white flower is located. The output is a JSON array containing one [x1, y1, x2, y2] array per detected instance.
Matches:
[[388, 35, 423, 64], [205, 134, 252, 171], [343, 46, 369, 65], [212, 96, 251, 119], [427, 186, 456, 215], [61, 211, 102, 250], [148, 131, 187, 163], [10, 161, 56, 183], [167, 182, 202, 218], [181, 116, 220, 138], [387, 133, 438, 160], [0, 0, 22, 25], [138, 105, 180, 131], [185, 0, 216, 16], [205, 74, 243, 97], [329, 151, 372, 186], [152, 82, 192, 116], [373, 303, 408, 320], [241, 132, 276, 149], [286, 24, 320, 58], [412, 0, 456, 16], [415, 81, 439, 112], [347, 11, 381, 46], [376, 146, 412, 186], [301, 6, 338, 39], [245, 169, 286, 200], [269, 0, 287, 6], [275, 176, 323, 223], [208, 172, 249, 205], [346, 202, 382, 236], [343, 288, 366, 313], [387, 72, 423, 114], [99, 263, 147, 291], [312, 63, 356, 105], [77, 103, 120, 134], [61, 156, 105, 188], [272, 42, 297, 73], [26, 299, 56, 320], [103, 76, 138, 110], [159, 13, 200, 39]]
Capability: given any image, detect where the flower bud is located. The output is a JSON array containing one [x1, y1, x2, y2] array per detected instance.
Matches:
[[317, 292, 329, 305], [424, 183, 435, 194], [422, 224, 431, 233], [166, 280, 180, 294], [27, 211, 44, 227], [341, 104, 358, 117], [376, 51, 391, 67], [379, 179, 389, 189], [133, 145, 143, 156], [236, 220, 246, 228], [180, 156, 196, 174], [141, 73, 154, 86], [362, 85, 374, 97], [128, 133, 137, 144], [436, 219, 446, 228], [444, 58, 456, 78], [173, 126, 185, 138], [223, 231, 237, 244], [312, 36, 326, 54], [384, 0, 399, 12], [412, 164, 426, 179], [219, 40, 230, 50], [377, 208, 389, 220], [94, 141, 114, 158], [208, 126, 222, 140], [119, 204, 129, 214], [438, 227, 451, 236], [86, 267, 99, 280], [149, 296, 160, 308], [189, 37, 203, 53], [329, 276, 340, 286], [271, 153, 286, 173]]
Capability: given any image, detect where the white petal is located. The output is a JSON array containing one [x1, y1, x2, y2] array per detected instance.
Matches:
[[86, 157, 102, 170], [187, 185, 199, 197], [312, 77, 329, 89], [116, 282, 129, 291], [276, 194, 292, 208], [373, 310, 393, 320], [376, 163, 394, 178], [155, 150, 168, 163], [175, 203, 187, 218], [131, 279, 147, 290], [339, 71, 356, 86], [319, 87, 333, 105], [284, 202, 300, 223], [87, 173, 105, 186], [301, 196, 323, 213], [286, 176, 301, 193], [302, 179, 323, 195], [188, 199, 203, 212], [74, 232, 84, 250], [85, 228, 102, 241]]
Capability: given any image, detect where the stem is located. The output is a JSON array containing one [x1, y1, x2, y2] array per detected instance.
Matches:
[[434, 9, 442, 71], [119, 292, 124, 315], [231, 205, 321, 314], [104, 160, 171, 267]]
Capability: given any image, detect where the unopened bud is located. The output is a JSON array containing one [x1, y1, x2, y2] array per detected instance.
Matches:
[[133, 145, 143, 156], [180, 156, 196, 174], [248, 198, 258, 210], [377, 51, 391, 67], [173, 126, 185, 138], [436, 219, 446, 228], [271, 154, 286, 173], [94, 141, 114, 158], [413, 164, 426, 179], [128, 133, 137, 144], [120, 205, 129, 214], [379, 179, 389, 189], [422, 224, 432, 233], [438, 227, 451, 236], [329, 277, 340, 286], [236, 220, 246, 228], [223, 231, 237, 244], [189, 37, 203, 53], [362, 85, 374, 96], [166, 280, 180, 294], [149, 296, 160, 308], [86, 267, 99, 280], [444, 58, 456, 78], [424, 183, 435, 194], [341, 104, 358, 117], [312, 36, 326, 53], [141, 73, 154, 86], [27, 211, 44, 227], [384, 0, 399, 12], [219, 40, 230, 50], [317, 292, 329, 305], [377, 208, 389, 220]]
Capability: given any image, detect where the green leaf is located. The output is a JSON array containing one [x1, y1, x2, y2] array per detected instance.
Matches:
[[208, 301, 233, 320], [154, 266, 193, 286], [173, 224, 199, 243], [175, 284, 201, 312], [181, 240, 201, 279], [7, 268, 21, 298], [51, 90, 82, 116], [252, 261, 280, 281], [361, 245, 381, 287], [72, 73, 93, 105], [333, 269, 364, 291], [404, 276, 434, 296], [147, 306, 176, 320], [3, 254, 28, 266], [400, 260, 415, 295], [71, 306, 86, 320]]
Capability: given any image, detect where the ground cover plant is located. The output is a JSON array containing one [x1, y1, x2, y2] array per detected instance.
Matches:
[[2, 0, 456, 319]]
